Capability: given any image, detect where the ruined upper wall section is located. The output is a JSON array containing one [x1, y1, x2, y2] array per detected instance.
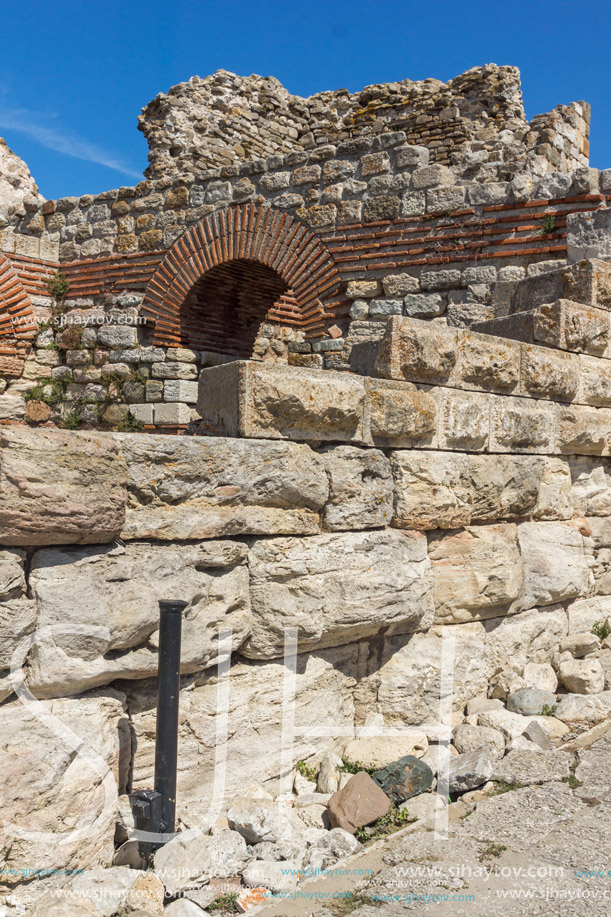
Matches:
[[138, 65, 590, 182], [0, 138, 43, 226]]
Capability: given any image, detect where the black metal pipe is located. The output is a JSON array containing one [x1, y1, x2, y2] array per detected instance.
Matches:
[[153, 598, 187, 837]]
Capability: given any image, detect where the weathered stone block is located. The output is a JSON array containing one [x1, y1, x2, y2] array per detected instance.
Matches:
[[567, 211, 611, 262], [114, 432, 328, 539], [578, 354, 611, 406], [428, 525, 523, 624], [151, 361, 198, 380], [518, 521, 593, 609], [97, 325, 138, 347], [375, 317, 458, 385], [402, 293, 445, 317], [533, 300, 611, 356], [153, 402, 191, 425], [490, 396, 555, 453], [244, 529, 433, 657], [163, 379, 199, 403], [391, 450, 471, 530], [0, 427, 126, 546], [0, 692, 126, 880], [458, 334, 521, 393], [511, 259, 611, 314], [437, 390, 490, 452], [356, 624, 490, 726], [365, 378, 437, 448], [320, 445, 393, 531], [557, 405, 610, 455], [520, 345, 579, 402], [198, 361, 367, 443], [27, 541, 251, 696], [382, 273, 420, 297]]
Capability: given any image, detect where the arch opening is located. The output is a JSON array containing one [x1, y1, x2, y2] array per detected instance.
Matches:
[[180, 258, 290, 357]]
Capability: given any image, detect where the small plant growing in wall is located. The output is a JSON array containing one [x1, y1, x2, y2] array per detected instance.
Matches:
[[117, 411, 145, 433], [46, 270, 71, 313], [540, 215, 556, 235], [592, 620, 611, 641]]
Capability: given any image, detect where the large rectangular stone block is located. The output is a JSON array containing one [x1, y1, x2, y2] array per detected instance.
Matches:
[[428, 524, 524, 624], [0, 427, 127, 546], [244, 529, 434, 657], [198, 361, 367, 443], [557, 405, 611, 455], [473, 300, 611, 360], [114, 432, 329, 539], [510, 258, 611, 313], [490, 395, 556, 454], [364, 377, 437, 448]]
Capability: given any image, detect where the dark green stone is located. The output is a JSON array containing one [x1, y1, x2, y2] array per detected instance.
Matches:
[[373, 755, 434, 805]]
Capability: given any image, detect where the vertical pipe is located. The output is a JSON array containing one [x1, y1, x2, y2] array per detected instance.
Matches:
[[154, 599, 187, 837]]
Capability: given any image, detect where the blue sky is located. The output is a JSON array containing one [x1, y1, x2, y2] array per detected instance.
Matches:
[[1, 0, 609, 200]]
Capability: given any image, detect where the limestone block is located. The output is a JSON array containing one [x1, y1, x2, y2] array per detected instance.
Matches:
[[518, 522, 593, 609], [557, 404, 610, 455], [127, 645, 359, 826], [0, 691, 126, 882], [0, 394, 25, 420], [365, 378, 437, 448], [511, 259, 611, 313], [533, 457, 573, 520], [153, 402, 192, 425], [320, 445, 393, 530], [569, 457, 611, 515], [390, 450, 472, 530], [198, 361, 367, 443], [0, 548, 26, 600], [428, 525, 523, 624], [437, 389, 490, 451], [0, 598, 36, 697], [469, 455, 545, 522], [567, 211, 611, 262], [151, 361, 198, 380], [520, 346, 579, 402], [115, 433, 328, 539], [484, 606, 568, 673], [96, 325, 138, 347], [382, 273, 420, 297], [375, 317, 458, 385], [458, 334, 520, 393], [0, 426, 127, 546], [355, 624, 490, 726], [578, 354, 611, 406], [244, 529, 433, 657], [27, 541, 251, 696], [154, 829, 250, 894], [559, 657, 605, 694], [452, 725, 505, 759], [533, 300, 611, 356], [490, 395, 555, 454], [163, 379, 199, 403]]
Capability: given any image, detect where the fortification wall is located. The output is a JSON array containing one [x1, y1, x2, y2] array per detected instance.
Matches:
[[2, 415, 611, 905], [138, 65, 589, 180]]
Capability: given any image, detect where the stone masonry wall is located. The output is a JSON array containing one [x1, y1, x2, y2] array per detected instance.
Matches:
[[2, 421, 611, 902], [139, 65, 589, 181]]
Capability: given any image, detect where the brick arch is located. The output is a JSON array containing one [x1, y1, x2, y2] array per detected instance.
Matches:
[[142, 203, 344, 348], [0, 254, 36, 340]]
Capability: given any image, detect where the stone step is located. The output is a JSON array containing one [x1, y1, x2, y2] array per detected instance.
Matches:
[[472, 298, 611, 358], [197, 357, 611, 457], [509, 257, 611, 314]]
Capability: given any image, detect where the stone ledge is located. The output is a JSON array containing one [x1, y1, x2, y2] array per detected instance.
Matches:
[[197, 360, 611, 456], [374, 315, 611, 408]]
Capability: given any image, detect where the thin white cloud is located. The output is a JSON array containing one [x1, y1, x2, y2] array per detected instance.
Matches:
[[0, 104, 141, 179]]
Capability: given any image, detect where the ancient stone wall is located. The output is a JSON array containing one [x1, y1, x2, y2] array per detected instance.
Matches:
[[138, 65, 589, 180], [2, 412, 611, 908]]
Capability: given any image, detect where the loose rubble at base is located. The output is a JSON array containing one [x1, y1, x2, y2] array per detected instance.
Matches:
[[2, 60, 611, 916]]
